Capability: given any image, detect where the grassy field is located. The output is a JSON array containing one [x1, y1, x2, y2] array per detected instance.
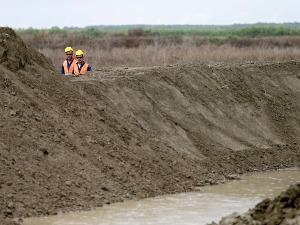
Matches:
[[18, 27, 300, 71]]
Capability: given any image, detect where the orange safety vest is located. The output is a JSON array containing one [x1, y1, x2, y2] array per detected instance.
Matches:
[[74, 63, 89, 75], [63, 59, 77, 76]]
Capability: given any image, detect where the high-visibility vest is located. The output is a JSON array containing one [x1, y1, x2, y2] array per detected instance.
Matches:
[[74, 63, 89, 75], [63, 59, 76, 76]]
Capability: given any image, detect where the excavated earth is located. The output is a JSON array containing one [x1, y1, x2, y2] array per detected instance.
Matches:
[[0, 27, 300, 225], [209, 183, 300, 225]]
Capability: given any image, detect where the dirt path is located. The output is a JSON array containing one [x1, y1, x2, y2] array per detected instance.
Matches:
[[0, 27, 300, 225]]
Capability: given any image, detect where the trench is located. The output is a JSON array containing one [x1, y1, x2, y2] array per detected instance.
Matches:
[[24, 169, 300, 225]]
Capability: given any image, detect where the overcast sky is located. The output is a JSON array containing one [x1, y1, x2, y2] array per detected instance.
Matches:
[[2, 0, 300, 29]]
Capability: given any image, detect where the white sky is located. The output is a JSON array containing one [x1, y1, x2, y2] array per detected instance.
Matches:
[[2, 0, 300, 29]]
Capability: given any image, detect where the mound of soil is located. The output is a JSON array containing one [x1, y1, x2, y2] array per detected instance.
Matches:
[[209, 183, 300, 225], [0, 28, 300, 225]]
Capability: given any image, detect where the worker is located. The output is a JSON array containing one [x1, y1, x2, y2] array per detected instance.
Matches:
[[61, 47, 77, 76], [74, 50, 92, 75]]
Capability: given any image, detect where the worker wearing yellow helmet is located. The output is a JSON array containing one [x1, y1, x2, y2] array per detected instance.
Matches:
[[73, 50, 92, 75], [61, 47, 77, 76]]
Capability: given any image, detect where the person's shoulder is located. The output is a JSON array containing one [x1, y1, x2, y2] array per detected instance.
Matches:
[[83, 62, 91, 67]]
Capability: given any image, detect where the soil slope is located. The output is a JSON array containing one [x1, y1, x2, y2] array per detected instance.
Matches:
[[209, 183, 300, 225], [0, 27, 300, 224]]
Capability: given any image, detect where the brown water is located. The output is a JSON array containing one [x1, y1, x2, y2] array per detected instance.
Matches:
[[25, 169, 300, 225]]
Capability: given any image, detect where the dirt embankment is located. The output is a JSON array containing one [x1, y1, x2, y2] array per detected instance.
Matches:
[[209, 183, 300, 225], [0, 27, 300, 225]]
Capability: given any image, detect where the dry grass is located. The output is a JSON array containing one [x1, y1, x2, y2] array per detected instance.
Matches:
[[20, 35, 300, 71]]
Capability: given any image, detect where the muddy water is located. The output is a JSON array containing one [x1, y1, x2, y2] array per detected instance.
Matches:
[[25, 169, 300, 225]]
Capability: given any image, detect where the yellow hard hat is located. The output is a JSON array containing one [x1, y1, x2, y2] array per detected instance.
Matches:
[[75, 50, 84, 56], [65, 47, 73, 53]]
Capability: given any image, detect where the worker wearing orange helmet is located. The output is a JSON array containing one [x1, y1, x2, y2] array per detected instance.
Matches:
[[61, 47, 77, 76], [73, 50, 92, 75]]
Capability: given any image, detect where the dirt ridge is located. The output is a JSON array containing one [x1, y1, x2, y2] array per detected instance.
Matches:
[[209, 183, 300, 225], [0, 27, 300, 225]]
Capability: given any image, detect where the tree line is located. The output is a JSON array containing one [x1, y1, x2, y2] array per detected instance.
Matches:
[[15, 23, 300, 38]]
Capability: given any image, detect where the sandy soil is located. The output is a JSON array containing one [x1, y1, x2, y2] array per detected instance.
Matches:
[[0, 27, 300, 225]]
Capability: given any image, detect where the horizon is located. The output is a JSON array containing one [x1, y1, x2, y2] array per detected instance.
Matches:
[[11, 22, 300, 30]]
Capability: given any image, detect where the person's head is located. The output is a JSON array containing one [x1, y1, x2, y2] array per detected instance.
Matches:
[[65, 47, 74, 60], [75, 50, 84, 63]]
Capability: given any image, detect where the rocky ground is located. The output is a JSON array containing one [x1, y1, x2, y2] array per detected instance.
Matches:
[[209, 183, 300, 225], [0, 27, 299, 225]]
